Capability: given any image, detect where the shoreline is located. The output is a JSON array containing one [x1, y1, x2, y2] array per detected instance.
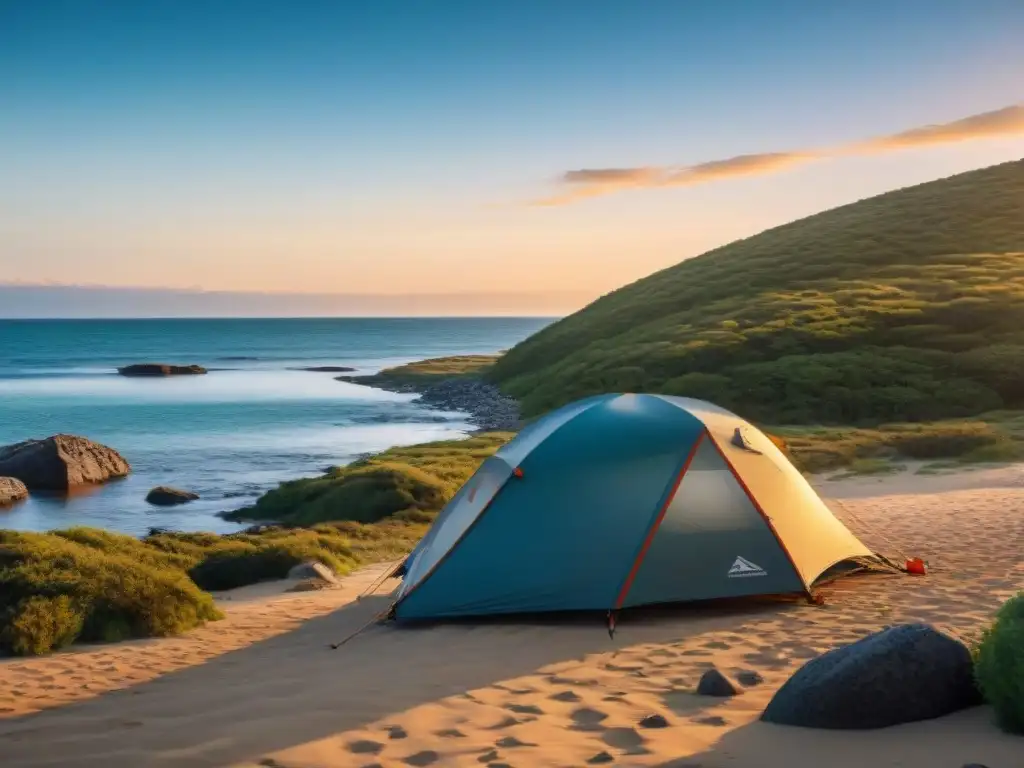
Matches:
[[337, 354, 522, 433]]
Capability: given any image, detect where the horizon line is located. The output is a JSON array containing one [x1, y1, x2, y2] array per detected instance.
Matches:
[[0, 314, 564, 321]]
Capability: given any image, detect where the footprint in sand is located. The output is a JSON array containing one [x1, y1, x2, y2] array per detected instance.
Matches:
[[570, 707, 609, 731], [402, 751, 440, 766], [694, 715, 728, 726], [486, 715, 520, 730], [505, 703, 544, 715], [385, 725, 408, 740], [661, 689, 706, 715], [347, 740, 385, 755], [434, 728, 466, 738], [495, 736, 536, 748], [702, 640, 731, 650], [549, 690, 581, 702], [600, 727, 649, 755]]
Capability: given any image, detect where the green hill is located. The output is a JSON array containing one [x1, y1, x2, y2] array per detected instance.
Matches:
[[491, 159, 1024, 424]]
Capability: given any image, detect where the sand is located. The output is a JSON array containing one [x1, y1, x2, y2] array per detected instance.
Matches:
[[1, 466, 1022, 767]]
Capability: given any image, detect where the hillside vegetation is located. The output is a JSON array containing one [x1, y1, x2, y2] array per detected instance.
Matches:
[[225, 433, 511, 525], [337, 354, 500, 391], [490, 160, 1024, 424]]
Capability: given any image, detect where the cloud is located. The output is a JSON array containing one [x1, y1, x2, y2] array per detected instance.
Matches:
[[854, 104, 1024, 151], [535, 103, 1024, 206]]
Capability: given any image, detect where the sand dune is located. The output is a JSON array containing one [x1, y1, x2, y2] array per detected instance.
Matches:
[[1, 467, 1022, 767]]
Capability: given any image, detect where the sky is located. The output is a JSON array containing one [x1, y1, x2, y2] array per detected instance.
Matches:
[[1, 1, 1023, 317]]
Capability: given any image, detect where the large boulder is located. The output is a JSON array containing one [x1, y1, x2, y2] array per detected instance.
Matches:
[[0, 477, 29, 506], [0, 435, 131, 491], [118, 363, 207, 376], [146, 486, 200, 506], [761, 623, 981, 729]]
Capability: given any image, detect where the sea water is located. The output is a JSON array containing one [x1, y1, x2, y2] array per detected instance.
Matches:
[[0, 317, 551, 535]]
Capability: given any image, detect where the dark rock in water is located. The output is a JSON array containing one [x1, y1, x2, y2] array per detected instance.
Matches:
[[761, 623, 982, 729], [638, 713, 670, 729], [697, 668, 739, 697], [0, 476, 29, 506], [146, 486, 200, 505], [0, 434, 131, 491], [118, 363, 207, 376], [292, 366, 356, 373]]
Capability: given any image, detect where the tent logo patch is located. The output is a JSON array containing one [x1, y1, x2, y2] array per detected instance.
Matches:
[[727, 556, 767, 578]]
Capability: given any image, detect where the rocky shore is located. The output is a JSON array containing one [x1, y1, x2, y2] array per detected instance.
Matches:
[[342, 370, 521, 432]]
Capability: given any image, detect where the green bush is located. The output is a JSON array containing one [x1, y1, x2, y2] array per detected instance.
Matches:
[[975, 593, 1024, 734], [225, 433, 510, 526], [2, 595, 83, 656], [183, 529, 357, 591], [0, 530, 223, 656]]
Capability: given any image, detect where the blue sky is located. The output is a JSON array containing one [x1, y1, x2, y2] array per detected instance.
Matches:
[[1, 1, 1022, 316]]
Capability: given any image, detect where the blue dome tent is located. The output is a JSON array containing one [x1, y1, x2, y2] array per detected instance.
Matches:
[[389, 394, 892, 624]]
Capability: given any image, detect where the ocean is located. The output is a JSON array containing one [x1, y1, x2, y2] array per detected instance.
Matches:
[[0, 317, 551, 536]]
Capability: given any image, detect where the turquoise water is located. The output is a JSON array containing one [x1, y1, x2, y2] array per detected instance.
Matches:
[[0, 318, 551, 535]]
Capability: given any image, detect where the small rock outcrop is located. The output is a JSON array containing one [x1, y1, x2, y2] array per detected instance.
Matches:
[[0, 435, 131, 491], [0, 477, 29, 506], [697, 668, 740, 697], [146, 486, 199, 506], [118, 363, 207, 377], [761, 623, 982, 729], [287, 561, 339, 585], [638, 713, 670, 729]]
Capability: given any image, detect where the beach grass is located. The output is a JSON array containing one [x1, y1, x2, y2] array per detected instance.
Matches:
[[338, 354, 501, 390]]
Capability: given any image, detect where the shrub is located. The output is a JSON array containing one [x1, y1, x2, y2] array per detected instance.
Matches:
[[184, 529, 357, 591], [225, 433, 509, 526], [2, 595, 83, 656], [974, 593, 1024, 734], [0, 530, 223, 656]]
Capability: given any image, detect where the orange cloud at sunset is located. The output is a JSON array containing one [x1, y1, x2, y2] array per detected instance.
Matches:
[[536, 103, 1024, 206]]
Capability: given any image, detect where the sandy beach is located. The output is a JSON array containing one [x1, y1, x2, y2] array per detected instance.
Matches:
[[1, 465, 1022, 767]]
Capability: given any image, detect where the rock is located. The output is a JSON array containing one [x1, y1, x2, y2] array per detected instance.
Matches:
[[736, 670, 765, 686], [638, 713, 670, 728], [0, 434, 131, 491], [146, 486, 199, 505], [697, 668, 739, 697], [117, 363, 207, 376], [337, 374, 521, 433], [761, 623, 982, 729], [586, 752, 614, 765], [0, 476, 29, 506], [287, 560, 339, 584]]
